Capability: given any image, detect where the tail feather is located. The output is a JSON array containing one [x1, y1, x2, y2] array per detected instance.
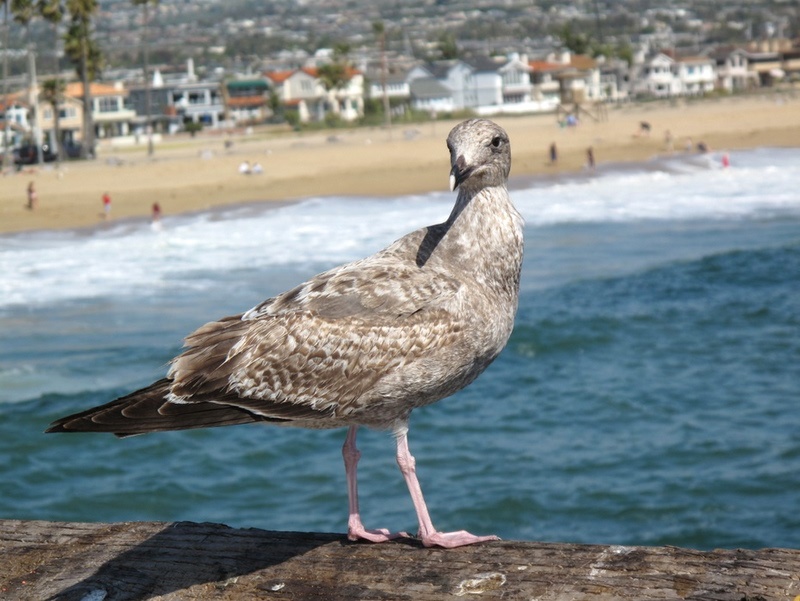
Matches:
[[45, 378, 273, 438]]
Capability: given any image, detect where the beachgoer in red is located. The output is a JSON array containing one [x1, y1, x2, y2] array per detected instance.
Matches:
[[102, 192, 111, 219]]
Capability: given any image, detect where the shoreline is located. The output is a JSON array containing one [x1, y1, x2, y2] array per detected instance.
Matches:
[[2, 93, 800, 236]]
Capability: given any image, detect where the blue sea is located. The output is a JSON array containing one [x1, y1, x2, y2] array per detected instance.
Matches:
[[1, 148, 798, 550]]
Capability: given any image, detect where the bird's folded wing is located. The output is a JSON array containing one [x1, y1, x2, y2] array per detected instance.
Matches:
[[167, 261, 465, 419]]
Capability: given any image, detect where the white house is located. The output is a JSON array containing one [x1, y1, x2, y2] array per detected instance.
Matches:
[[635, 52, 716, 97], [410, 61, 477, 111], [367, 70, 412, 103], [635, 53, 682, 97], [265, 66, 364, 123], [409, 77, 454, 113], [710, 47, 758, 92], [170, 81, 225, 128], [499, 55, 534, 105], [674, 55, 716, 95]]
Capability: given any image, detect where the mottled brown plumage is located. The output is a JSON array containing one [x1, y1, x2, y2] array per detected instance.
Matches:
[[47, 118, 523, 548]]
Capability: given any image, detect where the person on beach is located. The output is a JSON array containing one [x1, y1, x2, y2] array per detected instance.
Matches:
[[102, 192, 111, 219], [238, 160, 251, 175], [152, 202, 162, 222], [27, 181, 37, 210], [549, 142, 558, 165], [586, 147, 595, 170]]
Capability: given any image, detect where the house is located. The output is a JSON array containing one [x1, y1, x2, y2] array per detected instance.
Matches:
[[37, 92, 84, 149], [634, 53, 682, 97], [366, 69, 412, 104], [498, 55, 534, 106], [223, 79, 272, 124], [567, 54, 603, 101], [529, 59, 564, 108], [169, 81, 225, 128], [126, 85, 179, 135], [410, 61, 476, 111], [709, 47, 759, 92], [673, 55, 715, 95], [63, 82, 137, 139], [0, 93, 32, 149], [265, 66, 364, 124], [744, 50, 785, 87], [782, 47, 800, 83], [599, 60, 631, 102], [634, 52, 715, 97], [466, 57, 505, 108], [409, 77, 454, 113], [411, 56, 539, 115]]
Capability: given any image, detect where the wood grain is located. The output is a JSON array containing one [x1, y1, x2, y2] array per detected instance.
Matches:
[[2, 520, 798, 600]]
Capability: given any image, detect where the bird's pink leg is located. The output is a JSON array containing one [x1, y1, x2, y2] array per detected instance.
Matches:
[[395, 428, 500, 548], [342, 425, 406, 543]]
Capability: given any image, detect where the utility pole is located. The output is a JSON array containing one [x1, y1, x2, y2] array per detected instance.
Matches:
[[373, 21, 391, 139]]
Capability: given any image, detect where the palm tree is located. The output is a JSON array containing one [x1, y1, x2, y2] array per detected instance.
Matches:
[[40, 76, 63, 162], [0, 0, 33, 167], [11, 0, 33, 24], [38, 0, 65, 161], [132, 0, 157, 156], [64, 0, 98, 159], [12, 0, 44, 164]]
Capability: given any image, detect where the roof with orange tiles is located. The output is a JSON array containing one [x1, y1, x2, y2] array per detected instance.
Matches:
[[65, 82, 127, 98], [529, 60, 566, 72], [265, 70, 294, 84]]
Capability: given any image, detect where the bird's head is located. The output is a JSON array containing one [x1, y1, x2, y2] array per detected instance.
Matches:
[[446, 119, 511, 192]]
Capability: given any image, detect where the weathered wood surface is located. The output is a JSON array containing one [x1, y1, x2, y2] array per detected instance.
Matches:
[[1, 520, 798, 601]]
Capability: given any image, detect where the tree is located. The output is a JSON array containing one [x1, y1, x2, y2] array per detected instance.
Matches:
[[437, 31, 458, 60], [556, 22, 592, 55], [38, 0, 65, 161], [40, 77, 64, 161], [132, 0, 157, 156], [11, 0, 34, 25], [64, 0, 98, 159], [317, 43, 351, 92]]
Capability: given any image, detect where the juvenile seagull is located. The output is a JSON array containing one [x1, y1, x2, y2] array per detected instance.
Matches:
[[47, 118, 524, 549]]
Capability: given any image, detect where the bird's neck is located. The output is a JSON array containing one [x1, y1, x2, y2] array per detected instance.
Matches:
[[444, 184, 524, 301]]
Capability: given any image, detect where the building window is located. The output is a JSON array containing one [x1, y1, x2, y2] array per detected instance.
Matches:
[[98, 97, 118, 113]]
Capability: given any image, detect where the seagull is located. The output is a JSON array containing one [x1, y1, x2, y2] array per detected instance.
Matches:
[[47, 118, 524, 549]]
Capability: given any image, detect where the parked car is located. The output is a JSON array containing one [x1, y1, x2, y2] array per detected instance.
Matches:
[[14, 143, 57, 165]]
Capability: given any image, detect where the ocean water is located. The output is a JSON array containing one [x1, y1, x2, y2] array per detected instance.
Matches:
[[1, 148, 798, 550]]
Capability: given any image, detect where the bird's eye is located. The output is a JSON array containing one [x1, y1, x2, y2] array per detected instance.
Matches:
[[491, 136, 502, 148]]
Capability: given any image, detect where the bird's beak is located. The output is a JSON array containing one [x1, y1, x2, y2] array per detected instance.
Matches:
[[449, 155, 471, 191]]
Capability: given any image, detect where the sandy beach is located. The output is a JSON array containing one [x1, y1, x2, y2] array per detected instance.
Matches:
[[2, 92, 800, 235]]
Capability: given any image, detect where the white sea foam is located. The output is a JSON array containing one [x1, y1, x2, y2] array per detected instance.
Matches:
[[1, 148, 798, 311]]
